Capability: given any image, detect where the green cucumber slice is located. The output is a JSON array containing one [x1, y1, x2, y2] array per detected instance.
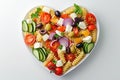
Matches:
[[28, 24, 33, 33], [32, 49, 40, 60], [31, 21, 36, 32], [39, 49, 46, 62], [40, 48, 48, 57], [22, 20, 28, 32], [87, 43, 94, 53]]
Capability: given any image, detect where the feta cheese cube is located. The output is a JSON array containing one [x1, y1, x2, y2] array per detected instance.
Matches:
[[34, 42, 42, 48], [55, 30, 62, 36], [56, 60, 63, 67], [42, 34, 49, 41], [83, 36, 92, 43], [42, 7, 51, 13], [61, 45, 66, 53], [70, 13, 77, 20], [78, 22, 87, 30], [57, 18, 64, 26], [65, 24, 73, 32]]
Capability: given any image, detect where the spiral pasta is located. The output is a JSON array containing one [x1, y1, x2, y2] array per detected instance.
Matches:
[[58, 49, 66, 64], [91, 29, 97, 42], [63, 61, 72, 73]]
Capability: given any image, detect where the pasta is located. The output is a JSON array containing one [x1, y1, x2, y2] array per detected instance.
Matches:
[[72, 50, 85, 66], [91, 29, 97, 42], [63, 61, 72, 73], [58, 49, 66, 64]]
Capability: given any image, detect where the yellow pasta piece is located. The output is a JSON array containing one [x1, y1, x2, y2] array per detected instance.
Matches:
[[58, 49, 66, 64], [63, 61, 72, 73], [62, 6, 75, 14], [91, 29, 97, 42], [72, 50, 85, 66], [43, 52, 54, 66], [81, 7, 88, 19]]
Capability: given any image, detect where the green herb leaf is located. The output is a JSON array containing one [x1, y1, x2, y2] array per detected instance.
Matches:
[[59, 45, 63, 49], [54, 34, 60, 38], [52, 60, 57, 64], [31, 8, 41, 19], [74, 3, 82, 15]]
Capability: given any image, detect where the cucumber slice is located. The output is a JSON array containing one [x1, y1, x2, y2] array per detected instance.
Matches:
[[40, 48, 48, 57], [28, 24, 33, 33], [87, 43, 94, 53], [83, 43, 89, 53], [31, 21, 36, 32], [32, 49, 40, 60], [22, 20, 28, 32], [39, 49, 46, 62]]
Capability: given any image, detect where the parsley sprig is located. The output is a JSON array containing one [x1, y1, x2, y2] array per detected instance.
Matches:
[[74, 3, 83, 15], [31, 8, 41, 19]]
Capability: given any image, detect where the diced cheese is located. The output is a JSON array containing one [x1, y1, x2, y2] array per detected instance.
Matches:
[[57, 18, 64, 26], [61, 45, 66, 53], [56, 60, 63, 67], [55, 30, 62, 36], [70, 13, 77, 20], [42, 34, 49, 41], [42, 7, 51, 13], [83, 36, 92, 43], [26, 19, 32, 23], [34, 42, 42, 48], [78, 22, 87, 30], [65, 24, 73, 32]]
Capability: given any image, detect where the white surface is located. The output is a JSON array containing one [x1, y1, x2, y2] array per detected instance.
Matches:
[[0, 0, 120, 80]]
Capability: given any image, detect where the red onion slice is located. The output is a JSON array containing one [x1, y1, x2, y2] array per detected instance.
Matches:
[[63, 18, 73, 26], [48, 32, 55, 40], [59, 37, 69, 47]]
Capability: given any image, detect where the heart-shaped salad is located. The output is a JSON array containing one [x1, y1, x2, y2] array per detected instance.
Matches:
[[22, 4, 98, 76]]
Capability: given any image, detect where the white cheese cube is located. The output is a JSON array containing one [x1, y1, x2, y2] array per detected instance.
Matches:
[[65, 24, 73, 32], [78, 22, 87, 30], [57, 18, 64, 26], [70, 13, 77, 20], [61, 45, 66, 53], [83, 36, 92, 43], [55, 30, 62, 36], [42, 7, 51, 13], [56, 60, 63, 67], [34, 42, 42, 48], [42, 34, 49, 41]]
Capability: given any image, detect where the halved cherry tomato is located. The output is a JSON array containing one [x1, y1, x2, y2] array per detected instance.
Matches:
[[40, 12, 51, 24], [61, 14, 69, 19], [73, 27, 79, 36], [87, 25, 96, 31], [45, 40, 51, 49], [24, 34, 36, 46], [55, 67, 63, 76], [57, 26, 66, 32], [50, 41, 60, 52], [47, 61, 56, 70], [86, 13, 96, 25], [66, 53, 76, 62], [49, 25, 57, 33]]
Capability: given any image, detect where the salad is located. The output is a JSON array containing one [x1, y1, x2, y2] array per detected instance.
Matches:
[[22, 4, 97, 76]]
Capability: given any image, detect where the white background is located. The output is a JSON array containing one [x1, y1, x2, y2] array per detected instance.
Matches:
[[0, 0, 120, 80]]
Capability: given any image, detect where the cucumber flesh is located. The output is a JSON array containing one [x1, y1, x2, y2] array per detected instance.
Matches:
[[28, 24, 33, 33], [31, 21, 36, 32], [87, 43, 94, 53], [39, 49, 46, 62], [32, 49, 40, 60], [40, 48, 48, 57], [22, 20, 28, 32]]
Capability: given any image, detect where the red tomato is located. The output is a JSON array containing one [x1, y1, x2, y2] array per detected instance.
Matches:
[[40, 12, 51, 24], [45, 40, 51, 49], [87, 25, 96, 31], [55, 67, 63, 76], [61, 14, 69, 19], [86, 13, 96, 25], [73, 27, 79, 36], [24, 34, 36, 46], [50, 41, 60, 53], [47, 61, 56, 70], [66, 53, 76, 62], [49, 25, 57, 33], [57, 26, 66, 32]]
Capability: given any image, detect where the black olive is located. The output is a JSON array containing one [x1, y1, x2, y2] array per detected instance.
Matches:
[[72, 21, 77, 27], [55, 10, 61, 17], [76, 43, 83, 48], [39, 29, 47, 35], [74, 17, 84, 24], [66, 47, 70, 53], [36, 23, 43, 29]]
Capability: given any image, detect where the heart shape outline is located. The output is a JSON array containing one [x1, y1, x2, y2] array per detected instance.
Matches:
[[22, 4, 100, 76]]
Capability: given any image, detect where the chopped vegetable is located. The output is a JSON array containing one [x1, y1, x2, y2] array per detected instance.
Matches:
[[74, 3, 82, 15], [41, 12, 51, 24], [31, 8, 41, 19]]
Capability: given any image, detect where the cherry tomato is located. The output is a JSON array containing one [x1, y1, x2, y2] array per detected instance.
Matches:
[[40, 12, 51, 24], [66, 53, 76, 62], [46, 61, 56, 70], [49, 25, 57, 33], [61, 14, 69, 19], [73, 27, 79, 36], [50, 41, 60, 53], [87, 25, 96, 31], [24, 34, 36, 46], [55, 67, 63, 76], [86, 13, 96, 25], [45, 40, 51, 49], [57, 26, 66, 32]]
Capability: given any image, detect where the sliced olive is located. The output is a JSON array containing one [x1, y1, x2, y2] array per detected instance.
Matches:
[[76, 43, 83, 48]]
